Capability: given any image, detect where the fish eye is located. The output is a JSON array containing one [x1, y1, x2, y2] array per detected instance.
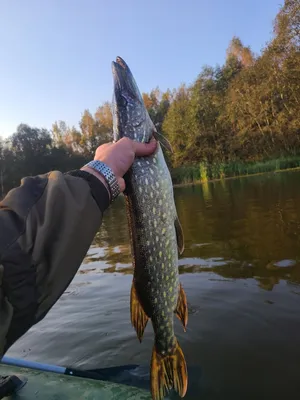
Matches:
[[119, 93, 128, 106]]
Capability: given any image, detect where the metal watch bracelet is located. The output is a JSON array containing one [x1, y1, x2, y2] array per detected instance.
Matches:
[[84, 160, 120, 201]]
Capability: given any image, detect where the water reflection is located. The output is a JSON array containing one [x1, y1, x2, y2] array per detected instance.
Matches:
[[83, 171, 300, 292], [7, 171, 300, 400]]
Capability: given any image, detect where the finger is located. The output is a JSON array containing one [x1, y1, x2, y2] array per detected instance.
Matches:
[[133, 139, 157, 157], [118, 177, 126, 192]]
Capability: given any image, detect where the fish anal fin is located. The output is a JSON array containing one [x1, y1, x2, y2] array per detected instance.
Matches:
[[175, 283, 188, 331], [150, 339, 188, 400], [175, 217, 184, 255], [130, 281, 149, 342], [153, 130, 173, 153]]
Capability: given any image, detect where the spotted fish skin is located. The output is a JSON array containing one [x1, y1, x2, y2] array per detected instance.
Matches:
[[112, 57, 188, 400], [128, 149, 179, 354]]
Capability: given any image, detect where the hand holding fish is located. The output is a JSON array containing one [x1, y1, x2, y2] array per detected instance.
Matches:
[[82, 137, 157, 198]]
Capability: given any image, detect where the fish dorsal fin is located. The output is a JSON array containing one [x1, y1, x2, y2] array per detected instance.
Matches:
[[175, 216, 184, 255], [152, 130, 173, 153], [175, 283, 188, 331], [130, 281, 149, 342]]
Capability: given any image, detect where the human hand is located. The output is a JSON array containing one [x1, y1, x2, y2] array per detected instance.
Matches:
[[81, 137, 157, 199]]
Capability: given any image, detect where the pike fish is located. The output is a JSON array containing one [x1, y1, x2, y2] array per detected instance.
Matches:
[[111, 56, 188, 400]]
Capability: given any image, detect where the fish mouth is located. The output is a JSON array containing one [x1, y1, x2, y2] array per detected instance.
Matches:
[[112, 56, 142, 103], [111, 57, 127, 92], [115, 56, 128, 70], [111, 56, 128, 78]]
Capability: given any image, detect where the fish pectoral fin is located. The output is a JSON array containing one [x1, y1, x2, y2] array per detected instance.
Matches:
[[130, 281, 149, 342], [175, 216, 184, 255], [152, 130, 173, 153], [175, 283, 188, 331], [151, 339, 188, 400]]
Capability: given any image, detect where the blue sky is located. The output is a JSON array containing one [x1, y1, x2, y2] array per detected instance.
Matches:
[[0, 0, 281, 137]]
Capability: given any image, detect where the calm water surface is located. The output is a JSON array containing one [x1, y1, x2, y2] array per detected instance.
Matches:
[[8, 170, 300, 399]]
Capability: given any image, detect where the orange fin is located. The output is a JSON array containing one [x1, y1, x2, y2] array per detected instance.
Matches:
[[175, 283, 188, 331], [150, 339, 188, 400], [130, 281, 149, 342]]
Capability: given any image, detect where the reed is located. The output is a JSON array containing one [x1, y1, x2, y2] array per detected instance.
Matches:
[[171, 156, 300, 185]]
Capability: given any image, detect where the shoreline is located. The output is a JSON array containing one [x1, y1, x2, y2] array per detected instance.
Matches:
[[172, 166, 300, 188]]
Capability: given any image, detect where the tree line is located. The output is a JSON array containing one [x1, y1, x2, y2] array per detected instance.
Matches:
[[1, 0, 299, 196]]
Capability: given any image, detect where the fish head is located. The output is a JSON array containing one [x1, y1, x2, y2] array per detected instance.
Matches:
[[112, 56, 154, 144]]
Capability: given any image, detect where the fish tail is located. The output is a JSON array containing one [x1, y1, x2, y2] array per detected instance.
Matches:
[[150, 339, 188, 400]]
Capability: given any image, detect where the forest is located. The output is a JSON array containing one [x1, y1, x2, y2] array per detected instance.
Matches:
[[0, 0, 299, 197]]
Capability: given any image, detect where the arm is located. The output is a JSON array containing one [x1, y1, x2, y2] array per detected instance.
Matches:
[[0, 137, 157, 357], [0, 169, 109, 355]]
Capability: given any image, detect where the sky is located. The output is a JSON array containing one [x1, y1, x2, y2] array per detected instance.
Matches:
[[0, 0, 282, 138]]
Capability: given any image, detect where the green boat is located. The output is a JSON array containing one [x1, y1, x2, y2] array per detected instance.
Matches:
[[0, 357, 152, 399]]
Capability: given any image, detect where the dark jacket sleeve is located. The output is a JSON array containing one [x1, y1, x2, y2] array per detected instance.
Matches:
[[0, 169, 110, 357]]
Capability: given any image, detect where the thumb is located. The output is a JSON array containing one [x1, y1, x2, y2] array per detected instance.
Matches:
[[133, 138, 157, 157]]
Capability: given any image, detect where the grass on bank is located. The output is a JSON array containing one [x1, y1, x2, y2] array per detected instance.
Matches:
[[171, 156, 300, 185]]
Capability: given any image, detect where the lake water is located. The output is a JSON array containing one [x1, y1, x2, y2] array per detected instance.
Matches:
[[7, 170, 300, 399]]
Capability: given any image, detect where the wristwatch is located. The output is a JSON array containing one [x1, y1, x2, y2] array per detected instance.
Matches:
[[84, 160, 120, 202]]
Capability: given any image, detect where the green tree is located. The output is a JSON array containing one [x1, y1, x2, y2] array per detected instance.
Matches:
[[143, 88, 172, 133], [80, 105, 113, 156], [225, 0, 300, 160], [162, 85, 192, 166]]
